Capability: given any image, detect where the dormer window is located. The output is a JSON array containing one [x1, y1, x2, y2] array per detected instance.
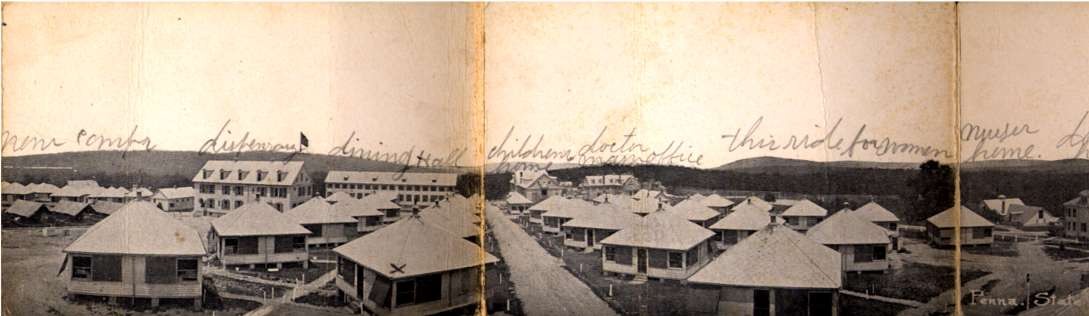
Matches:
[[220, 169, 231, 180], [276, 171, 287, 182], [344, 176, 350, 181], [238, 170, 249, 180], [256, 170, 268, 182], [431, 179, 437, 183], [202, 169, 212, 179]]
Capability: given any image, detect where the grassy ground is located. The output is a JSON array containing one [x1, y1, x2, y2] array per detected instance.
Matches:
[[840, 294, 910, 316], [844, 262, 989, 303], [1042, 245, 1089, 261], [963, 240, 1019, 257], [483, 221, 526, 315], [229, 261, 335, 284], [1, 229, 262, 315]]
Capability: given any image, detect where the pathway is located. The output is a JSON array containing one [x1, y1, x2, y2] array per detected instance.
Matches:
[[841, 290, 924, 308], [486, 205, 618, 316]]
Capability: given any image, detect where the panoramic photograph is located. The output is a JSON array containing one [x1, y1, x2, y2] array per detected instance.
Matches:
[[3, 2, 1088, 316]]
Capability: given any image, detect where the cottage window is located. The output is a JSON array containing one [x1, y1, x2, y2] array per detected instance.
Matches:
[[177, 258, 198, 281], [91, 255, 122, 282], [146, 256, 178, 284], [221, 200, 231, 210], [571, 228, 585, 241], [305, 224, 323, 236], [395, 274, 443, 306], [72, 255, 92, 280], [686, 247, 699, 267], [274, 236, 304, 253], [605, 246, 617, 261], [872, 245, 887, 261], [667, 252, 684, 269], [338, 256, 356, 286], [854, 245, 874, 263], [365, 216, 380, 226]]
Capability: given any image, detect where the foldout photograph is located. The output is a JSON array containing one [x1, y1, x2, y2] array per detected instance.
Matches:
[[2, 2, 1088, 316]]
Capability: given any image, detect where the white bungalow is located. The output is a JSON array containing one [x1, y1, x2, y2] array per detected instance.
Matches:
[[333, 216, 499, 316], [700, 194, 734, 215], [926, 205, 994, 247], [541, 199, 593, 235], [527, 195, 570, 228], [780, 199, 828, 232], [669, 199, 721, 228], [26, 183, 61, 203], [600, 210, 715, 280], [1009, 204, 1059, 229], [415, 208, 481, 243], [152, 187, 196, 212], [333, 195, 391, 234], [2, 182, 30, 206], [62, 202, 207, 308], [738, 196, 775, 213], [505, 191, 532, 215], [210, 202, 312, 268], [285, 197, 359, 247], [708, 203, 779, 250], [806, 211, 892, 272], [562, 203, 641, 250], [688, 224, 841, 316], [851, 201, 902, 249]]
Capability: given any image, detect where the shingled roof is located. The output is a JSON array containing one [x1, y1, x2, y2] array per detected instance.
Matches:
[[332, 196, 388, 218], [601, 210, 714, 250], [709, 203, 778, 231], [212, 202, 311, 236], [505, 191, 532, 205], [852, 201, 899, 223], [806, 210, 891, 245], [91, 200, 125, 215], [542, 199, 594, 220], [334, 216, 498, 279], [563, 203, 642, 231], [2, 182, 30, 195], [285, 197, 357, 225], [50, 200, 94, 217], [155, 187, 197, 200], [780, 199, 828, 217], [737, 196, 774, 212], [4, 200, 48, 218], [927, 205, 994, 228], [64, 201, 206, 256], [324, 171, 457, 186], [193, 160, 306, 185], [689, 224, 841, 289], [668, 199, 721, 222], [529, 195, 571, 212], [700, 194, 734, 209]]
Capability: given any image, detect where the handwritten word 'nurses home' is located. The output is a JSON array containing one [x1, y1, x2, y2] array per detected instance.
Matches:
[[2, 125, 156, 157]]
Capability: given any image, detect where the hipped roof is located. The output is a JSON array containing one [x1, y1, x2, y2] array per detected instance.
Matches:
[[285, 197, 357, 225], [927, 205, 994, 228], [334, 216, 498, 279], [505, 191, 532, 205], [212, 202, 311, 236], [852, 202, 899, 223], [669, 199, 721, 222], [737, 196, 774, 212], [700, 194, 734, 209], [64, 201, 206, 256], [563, 203, 642, 230], [600, 210, 714, 250], [4, 200, 48, 218], [709, 204, 778, 231], [806, 211, 891, 245], [50, 200, 93, 217], [689, 224, 841, 289], [780, 199, 828, 217]]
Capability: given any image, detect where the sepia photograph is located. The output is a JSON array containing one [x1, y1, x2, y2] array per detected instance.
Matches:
[[2, 2, 1088, 316]]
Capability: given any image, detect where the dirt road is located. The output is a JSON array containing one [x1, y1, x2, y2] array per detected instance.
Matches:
[[486, 206, 618, 316]]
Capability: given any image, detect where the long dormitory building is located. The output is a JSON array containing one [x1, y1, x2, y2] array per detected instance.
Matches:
[[324, 171, 458, 205]]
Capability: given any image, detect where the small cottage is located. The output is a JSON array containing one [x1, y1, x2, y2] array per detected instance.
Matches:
[[780, 199, 828, 232], [210, 202, 312, 268], [926, 205, 994, 247], [600, 210, 715, 280], [806, 211, 892, 272], [62, 201, 207, 308]]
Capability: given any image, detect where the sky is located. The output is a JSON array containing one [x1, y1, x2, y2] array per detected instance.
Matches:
[[2, 3, 478, 163], [3, 3, 1087, 168]]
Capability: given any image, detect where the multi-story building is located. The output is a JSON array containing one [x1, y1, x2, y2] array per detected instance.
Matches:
[[1064, 190, 1089, 240], [579, 174, 639, 198], [324, 171, 457, 206], [193, 160, 314, 216], [510, 169, 565, 203]]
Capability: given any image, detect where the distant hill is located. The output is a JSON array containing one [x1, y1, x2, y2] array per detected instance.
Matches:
[[714, 156, 917, 174], [715, 156, 1089, 174], [0, 150, 467, 190]]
